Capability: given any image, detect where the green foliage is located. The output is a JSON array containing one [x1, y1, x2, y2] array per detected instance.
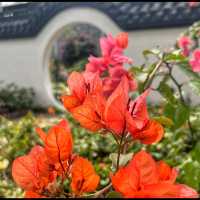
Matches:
[[158, 81, 177, 105], [0, 112, 38, 197]]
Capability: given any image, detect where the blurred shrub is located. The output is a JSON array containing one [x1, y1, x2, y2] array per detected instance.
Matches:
[[0, 83, 35, 111]]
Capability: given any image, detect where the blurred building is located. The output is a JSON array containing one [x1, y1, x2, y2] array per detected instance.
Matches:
[[0, 2, 199, 108]]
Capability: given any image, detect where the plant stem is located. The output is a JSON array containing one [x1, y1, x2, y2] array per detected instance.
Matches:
[[142, 59, 164, 92], [165, 61, 195, 144], [116, 126, 127, 170], [82, 183, 112, 198]]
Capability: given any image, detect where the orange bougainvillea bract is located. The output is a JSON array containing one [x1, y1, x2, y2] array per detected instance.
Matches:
[[70, 156, 100, 195], [112, 150, 198, 198], [12, 120, 99, 198]]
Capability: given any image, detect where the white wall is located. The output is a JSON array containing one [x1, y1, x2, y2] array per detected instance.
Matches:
[[0, 7, 199, 108]]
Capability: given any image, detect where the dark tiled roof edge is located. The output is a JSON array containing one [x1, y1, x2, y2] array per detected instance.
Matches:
[[0, 2, 199, 39]]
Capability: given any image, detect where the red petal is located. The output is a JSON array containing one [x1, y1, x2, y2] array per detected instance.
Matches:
[[128, 150, 159, 187], [112, 165, 139, 197], [61, 95, 81, 111], [57, 119, 71, 133], [132, 182, 182, 198], [12, 155, 39, 191], [175, 184, 199, 198], [70, 156, 100, 195], [84, 72, 103, 94], [67, 71, 86, 102], [116, 32, 128, 49], [133, 120, 164, 144], [44, 121, 73, 164], [29, 145, 44, 160], [35, 128, 46, 143], [104, 76, 129, 135], [157, 160, 178, 183], [71, 95, 104, 132], [129, 89, 150, 128]]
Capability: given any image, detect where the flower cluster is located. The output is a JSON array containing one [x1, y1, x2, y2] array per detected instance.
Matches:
[[12, 120, 99, 198], [84, 32, 137, 97], [177, 36, 200, 72], [12, 32, 199, 198], [61, 33, 163, 144]]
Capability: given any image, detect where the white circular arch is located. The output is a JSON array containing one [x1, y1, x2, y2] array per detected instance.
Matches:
[[37, 7, 122, 109]]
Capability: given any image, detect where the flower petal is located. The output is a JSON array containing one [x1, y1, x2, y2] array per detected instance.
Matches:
[[70, 156, 100, 195], [67, 71, 86, 102], [104, 76, 129, 135], [133, 120, 164, 144]]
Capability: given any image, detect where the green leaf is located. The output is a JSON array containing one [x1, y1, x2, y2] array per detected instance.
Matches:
[[164, 103, 176, 122], [164, 50, 186, 62], [153, 116, 174, 127], [191, 142, 200, 163], [180, 162, 200, 190], [163, 102, 190, 129], [174, 103, 190, 129], [189, 79, 200, 96], [158, 81, 177, 105], [106, 191, 122, 198], [143, 49, 161, 59], [109, 153, 133, 169]]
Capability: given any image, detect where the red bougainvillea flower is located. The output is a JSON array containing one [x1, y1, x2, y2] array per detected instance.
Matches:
[[71, 93, 106, 132], [104, 76, 129, 135], [189, 49, 200, 72], [70, 156, 100, 196], [126, 89, 164, 144], [157, 160, 178, 183], [36, 119, 73, 175], [100, 33, 132, 66], [75, 33, 136, 100], [103, 65, 137, 98], [69, 75, 163, 145], [71, 75, 130, 133], [112, 150, 199, 198], [85, 56, 107, 75], [12, 145, 56, 194], [85, 32, 132, 77], [61, 71, 102, 111], [116, 32, 129, 49], [177, 36, 192, 57]]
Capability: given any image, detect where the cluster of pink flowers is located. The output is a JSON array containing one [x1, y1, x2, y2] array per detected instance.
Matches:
[[178, 36, 200, 72], [84, 32, 137, 98]]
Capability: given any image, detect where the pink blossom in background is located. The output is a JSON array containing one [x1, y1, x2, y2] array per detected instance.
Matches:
[[178, 36, 192, 57], [99, 34, 132, 66], [188, 1, 199, 7], [85, 32, 136, 98], [116, 32, 129, 49], [103, 66, 137, 97], [85, 56, 107, 75], [189, 49, 200, 72]]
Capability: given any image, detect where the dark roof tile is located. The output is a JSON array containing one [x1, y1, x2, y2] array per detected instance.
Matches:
[[0, 2, 199, 39]]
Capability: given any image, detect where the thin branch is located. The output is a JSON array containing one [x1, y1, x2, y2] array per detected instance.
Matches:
[[83, 183, 112, 198], [165, 61, 195, 144], [142, 59, 164, 92]]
